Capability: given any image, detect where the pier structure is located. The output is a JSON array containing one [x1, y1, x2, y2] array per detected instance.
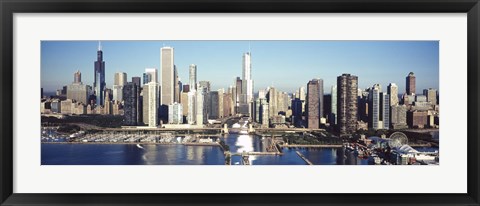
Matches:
[[296, 151, 313, 165]]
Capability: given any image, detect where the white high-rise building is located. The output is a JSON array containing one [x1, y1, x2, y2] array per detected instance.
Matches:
[[112, 85, 123, 103], [189, 64, 197, 90], [299, 86, 306, 113], [148, 81, 159, 127], [387, 83, 399, 106], [112, 72, 127, 103], [242, 52, 254, 116], [161, 46, 174, 105], [331, 85, 337, 124], [187, 90, 197, 125], [258, 89, 266, 99], [369, 84, 382, 130]]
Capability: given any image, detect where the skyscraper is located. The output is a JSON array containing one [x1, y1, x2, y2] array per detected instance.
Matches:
[[368, 84, 381, 129], [267, 87, 278, 118], [183, 85, 190, 93], [291, 98, 303, 127], [337, 74, 358, 135], [331, 85, 337, 125], [298, 86, 306, 113], [234, 77, 242, 113], [423, 88, 437, 105], [198, 81, 212, 119], [145, 68, 159, 84], [132, 76, 142, 124], [148, 81, 159, 127], [187, 90, 197, 124], [132, 77, 141, 87], [168, 102, 183, 124], [94, 41, 106, 106], [143, 72, 151, 85], [174, 66, 179, 103], [242, 52, 254, 117], [387, 83, 399, 106], [260, 101, 269, 127], [277, 92, 289, 114], [406, 72, 416, 95], [223, 93, 233, 117], [391, 105, 408, 129], [382, 93, 390, 129], [181, 92, 189, 117], [189, 64, 197, 90], [161, 46, 174, 106], [104, 90, 112, 115], [218, 89, 224, 119], [74, 70, 81, 83], [196, 88, 205, 126], [318, 79, 324, 118], [113, 72, 127, 103], [123, 82, 138, 126], [307, 79, 321, 129], [208, 91, 219, 119], [114, 72, 127, 86], [142, 84, 149, 125], [199, 81, 211, 93], [67, 71, 88, 104]]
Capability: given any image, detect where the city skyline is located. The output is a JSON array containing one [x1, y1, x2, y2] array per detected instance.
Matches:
[[41, 40, 440, 166], [41, 41, 439, 94]]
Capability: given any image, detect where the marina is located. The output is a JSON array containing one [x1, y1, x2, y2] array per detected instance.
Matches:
[[41, 125, 439, 165]]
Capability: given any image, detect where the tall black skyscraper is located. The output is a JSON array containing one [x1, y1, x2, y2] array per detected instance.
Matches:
[[132, 77, 141, 87], [406, 72, 416, 95], [123, 82, 138, 126], [94, 41, 106, 106]]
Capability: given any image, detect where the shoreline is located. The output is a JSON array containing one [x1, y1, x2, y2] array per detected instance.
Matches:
[[41, 141, 219, 146], [281, 144, 343, 148], [42, 141, 345, 148]]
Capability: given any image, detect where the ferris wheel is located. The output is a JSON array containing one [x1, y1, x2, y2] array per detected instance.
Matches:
[[388, 132, 408, 148]]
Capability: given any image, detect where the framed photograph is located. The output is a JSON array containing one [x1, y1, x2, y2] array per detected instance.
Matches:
[[1, 0, 479, 205]]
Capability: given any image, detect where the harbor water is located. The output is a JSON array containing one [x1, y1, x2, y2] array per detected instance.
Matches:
[[42, 133, 388, 165]]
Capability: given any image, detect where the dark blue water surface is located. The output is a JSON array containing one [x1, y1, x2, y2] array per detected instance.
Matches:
[[41, 134, 369, 165], [41, 144, 225, 165]]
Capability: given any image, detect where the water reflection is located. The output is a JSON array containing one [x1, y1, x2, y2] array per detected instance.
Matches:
[[42, 134, 370, 165], [235, 135, 255, 153], [233, 134, 257, 162]]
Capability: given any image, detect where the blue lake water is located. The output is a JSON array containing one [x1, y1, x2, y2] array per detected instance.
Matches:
[[41, 134, 384, 165]]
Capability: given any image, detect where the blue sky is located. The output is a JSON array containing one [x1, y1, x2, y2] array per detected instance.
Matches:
[[41, 41, 439, 94]]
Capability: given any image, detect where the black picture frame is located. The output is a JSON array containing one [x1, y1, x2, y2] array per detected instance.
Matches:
[[1, 0, 479, 205]]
